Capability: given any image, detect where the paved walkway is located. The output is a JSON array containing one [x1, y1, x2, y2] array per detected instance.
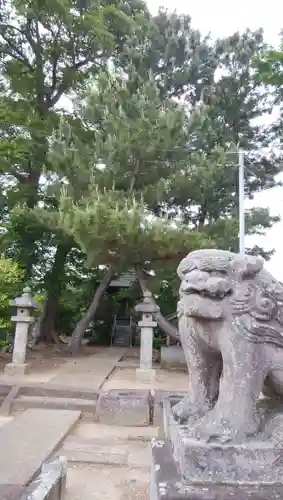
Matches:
[[102, 365, 189, 391], [49, 347, 125, 390], [60, 421, 156, 500], [0, 408, 80, 486], [0, 347, 126, 390]]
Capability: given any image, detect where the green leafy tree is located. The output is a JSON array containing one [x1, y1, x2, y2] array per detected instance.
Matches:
[[253, 39, 283, 87], [0, 0, 149, 342], [1, 5, 281, 351], [46, 31, 283, 352], [253, 36, 283, 146], [120, 17, 282, 256], [0, 255, 24, 346], [41, 70, 212, 353], [119, 9, 217, 100]]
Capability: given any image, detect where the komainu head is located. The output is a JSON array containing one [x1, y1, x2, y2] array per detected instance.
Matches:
[[177, 249, 283, 347]]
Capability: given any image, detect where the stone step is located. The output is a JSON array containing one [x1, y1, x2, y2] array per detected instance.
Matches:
[[57, 436, 151, 468], [19, 383, 99, 401], [71, 422, 159, 442], [0, 408, 81, 486], [13, 395, 97, 413], [59, 438, 129, 466]]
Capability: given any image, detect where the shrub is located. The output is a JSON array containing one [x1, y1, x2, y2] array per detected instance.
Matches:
[[0, 256, 24, 347]]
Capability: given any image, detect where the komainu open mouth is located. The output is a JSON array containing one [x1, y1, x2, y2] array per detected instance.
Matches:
[[183, 288, 226, 299], [179, 293, 225, 320], [181, 277, 232, 301]]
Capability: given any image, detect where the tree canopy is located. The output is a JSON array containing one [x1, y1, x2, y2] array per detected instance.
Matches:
[[0, 1, 281, 353]]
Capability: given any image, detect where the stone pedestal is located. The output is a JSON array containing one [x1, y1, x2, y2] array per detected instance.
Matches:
[[160, 345, 187, 372], [149, 396, 283, 500], [4, 362, 28, 377], [150, 437, 283, 500], [136, 367, 156, 383]]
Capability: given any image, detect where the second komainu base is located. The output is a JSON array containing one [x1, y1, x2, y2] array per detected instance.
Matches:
[[149, 397, 283, 500]]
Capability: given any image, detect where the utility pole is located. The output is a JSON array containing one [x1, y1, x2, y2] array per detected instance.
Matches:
[[238, 149, 245, 256]]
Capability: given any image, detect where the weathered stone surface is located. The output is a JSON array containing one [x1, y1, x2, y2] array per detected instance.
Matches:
[[175, 249, 283, 443], [58, 437, 129, 465], [97, 390, 150, 426], [150, 436, 283, 500], [19, 383, 99, 401], [135, 293, 158, 381], [13, 395, 97, 413], [152, 391, 185, 428], [160, 346, 187, 372], [4, 363, 28, 377], [0, 409, 80, 486], [151, 250, 283, 498], [0, 385, 21, 415], [21, 457, 67, 500], [0, 383, 12, 395], [69, 421, 159, 441], [136, 368, 156, 383], [0, 485, 24, 500], [164, 396, 283, 484]]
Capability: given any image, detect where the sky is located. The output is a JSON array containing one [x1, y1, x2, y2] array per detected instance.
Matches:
[[146, 0, 283, 279]]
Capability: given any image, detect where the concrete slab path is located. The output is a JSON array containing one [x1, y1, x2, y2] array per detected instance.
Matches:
[[0, 347, 126, 390], [102, 365, 189, 391], [66, 464, 149, 500], [49, 347, 126, 390], [62, 421, 154, 500], [0, 408, 81, 486]]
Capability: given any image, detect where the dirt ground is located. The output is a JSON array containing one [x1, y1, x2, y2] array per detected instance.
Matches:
[[0, 344, 188, 391], [0, 345, 161, 377], [0, 344, 102, 375]]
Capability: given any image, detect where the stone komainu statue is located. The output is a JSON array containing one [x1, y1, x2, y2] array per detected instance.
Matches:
[[174, 249, 283, 442]]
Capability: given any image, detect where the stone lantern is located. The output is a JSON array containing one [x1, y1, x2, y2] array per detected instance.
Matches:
[[135, 291, 159, 382], [5, 286, 40, 376]]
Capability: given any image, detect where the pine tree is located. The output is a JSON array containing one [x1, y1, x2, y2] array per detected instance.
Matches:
[[43, 70, 212, 353], [0, 0, 149, 341]]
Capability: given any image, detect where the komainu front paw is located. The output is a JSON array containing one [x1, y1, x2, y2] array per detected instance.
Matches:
[[172, 398, 207, 424], [188, 409, 260, 443], [172, 400, 192, 422]]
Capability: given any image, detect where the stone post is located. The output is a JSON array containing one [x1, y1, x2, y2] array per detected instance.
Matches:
[[135, 291, 159, 383], [5, 286, 40, 376]]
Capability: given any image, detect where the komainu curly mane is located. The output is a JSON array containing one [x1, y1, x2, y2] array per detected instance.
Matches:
[[232, 269, 283, 348]]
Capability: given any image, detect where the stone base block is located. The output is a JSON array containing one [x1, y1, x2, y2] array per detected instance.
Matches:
[[152, 392, 186, 429], [160, 346, 187, 372], [150, 437, 283, 500], [136, 368, 156, 383], [4, 363, 28, 377], [96, 390, 150, 426], [163, 396, 283, 484]]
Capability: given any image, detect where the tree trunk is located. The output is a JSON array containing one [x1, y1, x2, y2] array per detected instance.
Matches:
[[39, 294, 61, 344], [136, 267, 179, 340], [39, 243, 71, 343], [68, 267, 115, 356]]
